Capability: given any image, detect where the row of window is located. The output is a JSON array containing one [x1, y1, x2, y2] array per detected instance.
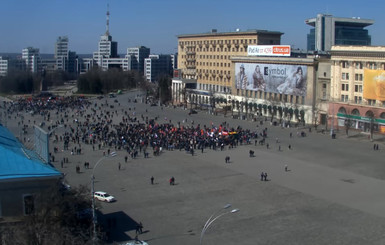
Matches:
[[341, 61, 385, 70], [182, 47, 247, 53], [180, 39, 257, 46], [341, 84, 363, 92], [340, 94, 385, 106], [341, 73, 363, 81]]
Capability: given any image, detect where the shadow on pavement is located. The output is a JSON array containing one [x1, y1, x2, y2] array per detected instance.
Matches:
[[100, 211, 141, 243]]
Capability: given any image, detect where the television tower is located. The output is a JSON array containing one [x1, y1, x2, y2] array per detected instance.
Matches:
[[105, 4, 110, 36]]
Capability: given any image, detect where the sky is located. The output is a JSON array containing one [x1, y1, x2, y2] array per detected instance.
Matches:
[[1, 0, 384, 55]]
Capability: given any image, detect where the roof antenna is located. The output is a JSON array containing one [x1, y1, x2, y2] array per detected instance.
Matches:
[[105, 3, 110, 36]]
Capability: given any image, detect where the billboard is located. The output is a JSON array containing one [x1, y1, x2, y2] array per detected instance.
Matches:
[[363, 69, 385, 100], [248, 45, 291, 56], [235, 63, 307, 96]]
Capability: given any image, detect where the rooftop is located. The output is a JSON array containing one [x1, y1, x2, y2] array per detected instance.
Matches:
[[0, 124, 61, 180]]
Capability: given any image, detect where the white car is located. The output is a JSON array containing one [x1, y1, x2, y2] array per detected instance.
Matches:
[[94, 191, 116, 202]]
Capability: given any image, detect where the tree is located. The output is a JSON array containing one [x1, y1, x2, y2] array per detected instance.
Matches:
[[158, 75, 172, 104], [0, 184, 97, 245]]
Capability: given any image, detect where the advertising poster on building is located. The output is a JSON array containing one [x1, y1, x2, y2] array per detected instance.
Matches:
[[235, 63, 307, 96], [363, 69, 385, 100]]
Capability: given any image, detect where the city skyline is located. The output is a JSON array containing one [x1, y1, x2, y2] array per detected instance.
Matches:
[[1, 0, 384, 55]]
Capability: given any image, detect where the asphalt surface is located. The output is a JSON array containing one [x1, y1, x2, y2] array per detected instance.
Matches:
[[2, 90, 385, 245]]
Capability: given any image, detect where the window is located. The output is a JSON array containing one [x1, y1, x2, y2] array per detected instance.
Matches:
[[23, 194, 34, 215], [341, 61, 349, 68], [341, 95, 349, 102], [368, 99, 376, 106], [355, 62, 363, 69], [341, 84, 349, 91], [342, 73, 350, 80], [368, 62, 377, 69], [354, 85, 362, 92], [354, 96, 362, 104], [355, 74, 363, 81]]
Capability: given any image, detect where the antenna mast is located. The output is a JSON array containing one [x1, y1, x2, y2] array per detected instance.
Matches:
[[106, 4, 110, 36]]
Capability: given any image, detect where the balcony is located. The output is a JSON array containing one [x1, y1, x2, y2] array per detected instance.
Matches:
[[186, 50, 196, 55]]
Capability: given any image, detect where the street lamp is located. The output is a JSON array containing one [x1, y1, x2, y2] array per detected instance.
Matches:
[[91, 152, 117, 244], [200, 204, 240, 245]]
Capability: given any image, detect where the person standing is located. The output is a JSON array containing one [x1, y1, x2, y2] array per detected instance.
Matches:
[[151, 176, 154, 185], [285, 164, 288, 172], [260, 172, 264, 181], [118, 162, 121, 170], [264, 172, 268, 181]]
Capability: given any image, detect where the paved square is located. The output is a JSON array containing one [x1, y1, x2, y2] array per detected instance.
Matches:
[[3, 90, 385, 245]]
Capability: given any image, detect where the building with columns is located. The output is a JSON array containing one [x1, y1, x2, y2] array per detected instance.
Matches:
[[329, 45, 385, 134]]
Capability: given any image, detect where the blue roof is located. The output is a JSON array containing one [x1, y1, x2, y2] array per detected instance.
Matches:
[[0, 124, 62, 180]]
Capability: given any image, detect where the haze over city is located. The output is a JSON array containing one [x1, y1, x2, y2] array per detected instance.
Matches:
[[1, 0, 384, 55]]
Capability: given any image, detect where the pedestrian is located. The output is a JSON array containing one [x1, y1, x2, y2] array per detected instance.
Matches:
[[266, 143, 269, 149], [260, 172, 264, 181], [61, 160, 64, 168], [288, 144, 291, 150], [118, 162, 121, 170], [376, 144, 379, 150], [374, 144, 376, 150], [151, 176, 154, 185], [125, 155, 128, 162], [278, 145, 281, 151], [139, 222, 143, 234], [264, 172, 268, 181], [285, 164, 288, 172]]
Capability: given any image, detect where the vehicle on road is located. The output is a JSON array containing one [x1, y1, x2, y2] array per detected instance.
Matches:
[[94, 191, 116, 202]]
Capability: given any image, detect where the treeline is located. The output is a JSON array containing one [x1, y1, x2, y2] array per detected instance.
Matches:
[[77, 68, 146, 94], [0, 70, 39, 94], [0, 70, 75, 94]]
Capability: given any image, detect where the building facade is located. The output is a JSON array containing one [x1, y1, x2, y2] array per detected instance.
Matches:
[[172, 29, 283, 107], [127, 46, 150, 74], [144, 54, 173, 82], [22, 47, 40, 73], [329, 45, 385, 134], [306, 14, 374, 52]]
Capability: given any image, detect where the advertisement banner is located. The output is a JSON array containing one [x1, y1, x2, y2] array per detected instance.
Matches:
[[235, 63, 307, 96], [248, 45, 291, 56], [363, 69, 385, 100]]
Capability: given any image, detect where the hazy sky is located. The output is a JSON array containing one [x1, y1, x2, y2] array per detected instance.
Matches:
[[1, 0, 384, 55]]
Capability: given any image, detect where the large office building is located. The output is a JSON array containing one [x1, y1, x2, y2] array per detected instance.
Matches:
[[22, 47, 40, 73], [127, 46, 150, 74], [329, 45, 385, 134], [144, 54, 173, 82], [305, 14, 374, 52], [172, 29, 336, 126], [172, 29, 283, 108], [92, 6, 119, 69]]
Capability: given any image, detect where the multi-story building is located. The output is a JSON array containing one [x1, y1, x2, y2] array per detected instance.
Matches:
[[127, 46, 150, 74], [329, 45, 385, 134], [22, 47, 40, 73], [54, 36, 69, 59], [144, 54, 173, 82], [0, 57, 8, 76], [305, 14, 374, 52], [92, 6, 119, 69], [172, 29, 283, 108]]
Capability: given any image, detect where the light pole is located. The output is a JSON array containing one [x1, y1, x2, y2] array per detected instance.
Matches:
[[91, 152, 116, 244], [200, 204, 239, 245]]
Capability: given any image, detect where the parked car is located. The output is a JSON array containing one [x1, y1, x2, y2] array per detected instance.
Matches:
[[94, 191, 116, 202], [189, 109, 198, 114]]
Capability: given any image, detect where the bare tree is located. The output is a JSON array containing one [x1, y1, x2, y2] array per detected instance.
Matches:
[[0, 184, 96, 245]]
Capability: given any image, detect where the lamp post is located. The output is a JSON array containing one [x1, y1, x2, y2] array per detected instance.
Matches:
[[200, 204, 239, 245], [91, 152, 116, 244]]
